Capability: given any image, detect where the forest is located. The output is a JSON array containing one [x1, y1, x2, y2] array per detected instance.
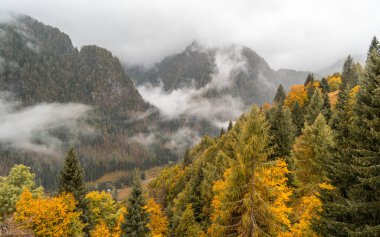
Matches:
[[0, 36, 379, 236]]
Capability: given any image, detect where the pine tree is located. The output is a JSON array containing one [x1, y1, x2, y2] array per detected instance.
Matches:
[[344, 38, 380, 236], [183, 148, 192, 167], [304, 73, 314, 86], [58, 148, 86, 205], [341, 55, 353, 87], [320, 77, 329, 93], [274, 84, 286, 104], [122, 176, 150, 237], [317, 37, 380, 236], [227, 121, 233, 131], [219, 127, 225, 137], [267, 103, 295, 159], [305, 88, 324, 125], [291, 101, 304, 135], [322, 92, 332, 122], [367, 36, 379, 56]]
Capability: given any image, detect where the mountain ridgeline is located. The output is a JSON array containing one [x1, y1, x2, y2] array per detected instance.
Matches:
[[128, 41, 311, 105], [1, 15, 313, 191]]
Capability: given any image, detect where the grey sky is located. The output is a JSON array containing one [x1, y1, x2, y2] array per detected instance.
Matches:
[[1, 0, 379, 71]]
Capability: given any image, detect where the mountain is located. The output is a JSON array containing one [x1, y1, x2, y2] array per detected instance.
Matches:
[[128, 41, 311, 106], [0, 15, 175, 190]]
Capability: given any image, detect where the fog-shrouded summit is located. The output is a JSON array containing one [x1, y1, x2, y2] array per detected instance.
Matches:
[[127, 41, 311, 126]]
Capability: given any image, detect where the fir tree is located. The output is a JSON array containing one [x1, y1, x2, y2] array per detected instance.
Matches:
[[291, 101, 304, 135], [122, 176, 150, 237], [274, 84, 286, 104], [322, 92, 332, 122], [318, 37, 380, 236], [219, 127, 225, 137], [304, 73, 314, 86], [58, 148, 86, 204], [341, 55, 353, 87], [320, 77, 329, 93], [227, 121, 233, 131], [183, 148, 192, 167], [305, 88, 324, 125], [344, 39, 380, 236], [267, 103, 295, 159], [367, 36, 379, 56]]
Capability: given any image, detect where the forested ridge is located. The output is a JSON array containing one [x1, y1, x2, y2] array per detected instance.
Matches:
[[0, 15, 181, 191], [0, 36, 379, 236]]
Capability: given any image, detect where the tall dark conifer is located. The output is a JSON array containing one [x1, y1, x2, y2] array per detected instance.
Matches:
[[320, 77, 329, 93], [267, 103, 295, 159], [274, 84, 286, 104], [227, 121, 233, 131], [291, 101, 304, 136], [322, 92, 332, 122], [317, 37, 380, 236], [122, 175, 151, 237], [58, 148, 86, 204]]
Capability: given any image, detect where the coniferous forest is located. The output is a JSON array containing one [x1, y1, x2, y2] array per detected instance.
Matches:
[[0, 36, 379, 236]]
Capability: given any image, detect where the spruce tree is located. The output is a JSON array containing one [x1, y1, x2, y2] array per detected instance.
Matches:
[[318, 37, 380, 236], [345, 39, 380, 236], [305, 88, 324, 125], [227, 121, 233, 131], [219, 127, 225, 137], [122, 176, 150, 237], [291, 101, 304, 135], [183, 148, 192, 167], [58, 148, 86, 204], [367, 36, 379, 56], [322, 92, 332, 122], [304, 73, 314, 86], [320, 77, 329, 93], [274, 84, 286, 104], [267, 103, 295, 159]]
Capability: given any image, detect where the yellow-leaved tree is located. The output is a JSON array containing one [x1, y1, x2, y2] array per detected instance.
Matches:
[[146, 198, 169, 237], [15, 189, 84, 236], [284, 84, 308, 108]]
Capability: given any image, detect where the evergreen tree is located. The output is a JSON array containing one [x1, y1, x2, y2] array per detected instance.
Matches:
[[367, 36, 379, 56], [320, 77, 329, 93], [291, 101, 304, 136], [318, 37, 380, 236], [344, 39, 380, 236], [305, 88, 324, 125], [227, 121, 233, 131], [322, 92, 332, 122], [58, 148, 86, 205], [174, 204, 203, 237], [219, 127, 225, 137], [183, 148, 192, 167], [304, 73, 314, 86], [122, 176, 150, 237], [274, 84, 286, 104], [267, 103, 295, 159]]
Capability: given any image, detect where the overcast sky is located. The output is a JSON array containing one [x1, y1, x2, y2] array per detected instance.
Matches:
[[1, 0, 379, 71]]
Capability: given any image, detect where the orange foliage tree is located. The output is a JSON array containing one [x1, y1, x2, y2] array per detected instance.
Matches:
[[284, 84, 308, 108], [15, 189, 84, 236], [146, 198, 169, 237]]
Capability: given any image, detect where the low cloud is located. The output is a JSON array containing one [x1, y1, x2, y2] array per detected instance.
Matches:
[[163, 127, 201, 155], [137, 45, 248, 128], [0, 92, 92, 154]]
